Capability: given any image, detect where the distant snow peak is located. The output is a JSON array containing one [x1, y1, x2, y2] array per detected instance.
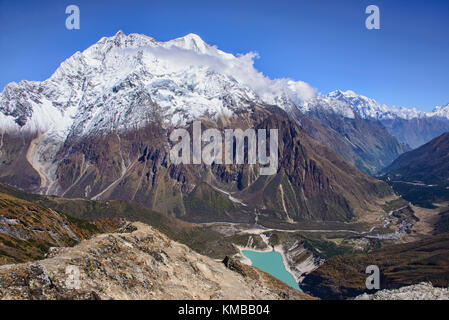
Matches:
[[115, 30, 125, 37], [302, 95, 355, 119], [325, 89, 444, 121], [430, 103, 449, 119], [165, 33, 210, 54]]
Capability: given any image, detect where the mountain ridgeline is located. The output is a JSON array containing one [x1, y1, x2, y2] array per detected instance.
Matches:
[[0, 104, 391, 225], [381, 132, 449, 207], [0, 31, 447, 226], [383, 132, 449, 186], [325, 90, 449, 150], [295, 106, 410, 175], [0, 32, 396, 226]]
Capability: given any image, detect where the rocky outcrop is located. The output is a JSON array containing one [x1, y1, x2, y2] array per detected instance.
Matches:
[[356, 282, 449, 300], [282, 239, 324, 282], [0, 222, 313, 300]]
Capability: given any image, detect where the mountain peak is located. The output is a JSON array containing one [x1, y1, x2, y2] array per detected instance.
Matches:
[[326, 89, 435, 121], [433, 102, 449, 111], [328, 89, 364, 99], [165, 33, 210, 54], [340, 89, 358, 97], [94, 31, 212, 55], [430, 102, 449, 119], [115, 30, 125, 37], [182, 33, 204, 42]]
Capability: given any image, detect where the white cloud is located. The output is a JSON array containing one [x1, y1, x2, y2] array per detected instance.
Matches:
[[121, 36, 317, 107]]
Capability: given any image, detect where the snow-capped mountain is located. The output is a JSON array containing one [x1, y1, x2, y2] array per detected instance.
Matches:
[[295, 91, 410, 174], [429, 103, 449, 120], [0, 31, 394, 225], [326, 89, 449, 121], [320, 90, 449, 149], [0, 30, 445, 183], [0, 31, 317, 140], [301, 94, 356, 119], [1, 30, 447, 148]]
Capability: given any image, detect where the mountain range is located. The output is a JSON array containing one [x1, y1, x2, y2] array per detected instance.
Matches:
[[324, 89, 449, 149], [0, 31, 448, 225], [0, 31, 396, 226], [1, 31, 449, 300]]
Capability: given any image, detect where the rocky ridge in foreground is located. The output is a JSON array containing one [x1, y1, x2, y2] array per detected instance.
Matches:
[[356, 282, 449, 300], [0, 222, 312, 300]]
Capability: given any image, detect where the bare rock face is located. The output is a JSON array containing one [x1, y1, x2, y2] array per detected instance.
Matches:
[[0, 222, 313, 300], [355, 282, 449, 300]]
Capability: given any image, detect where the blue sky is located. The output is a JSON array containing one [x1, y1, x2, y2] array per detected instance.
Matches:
[[0, 0, 448, 111]]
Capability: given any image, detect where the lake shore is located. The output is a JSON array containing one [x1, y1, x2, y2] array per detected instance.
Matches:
[[233, 234, 302, 284]]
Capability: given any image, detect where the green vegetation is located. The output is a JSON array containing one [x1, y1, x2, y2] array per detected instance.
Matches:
[[298, 233, 354, 259], [185, 183, 233, 211], [0, 182, 239, 261], [388, 182, 449, 208], [226, 234, 268, 250], [381, 198, 409, 213], [265, 230, 355, 260], [40, 193, 238, 259], [63, 213, 100, 233], [0, 188, 102, 265], [302, 232, 449, 299]]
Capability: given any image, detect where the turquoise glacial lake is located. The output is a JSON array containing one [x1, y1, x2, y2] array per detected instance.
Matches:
[[242, 250, 302, 291]]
